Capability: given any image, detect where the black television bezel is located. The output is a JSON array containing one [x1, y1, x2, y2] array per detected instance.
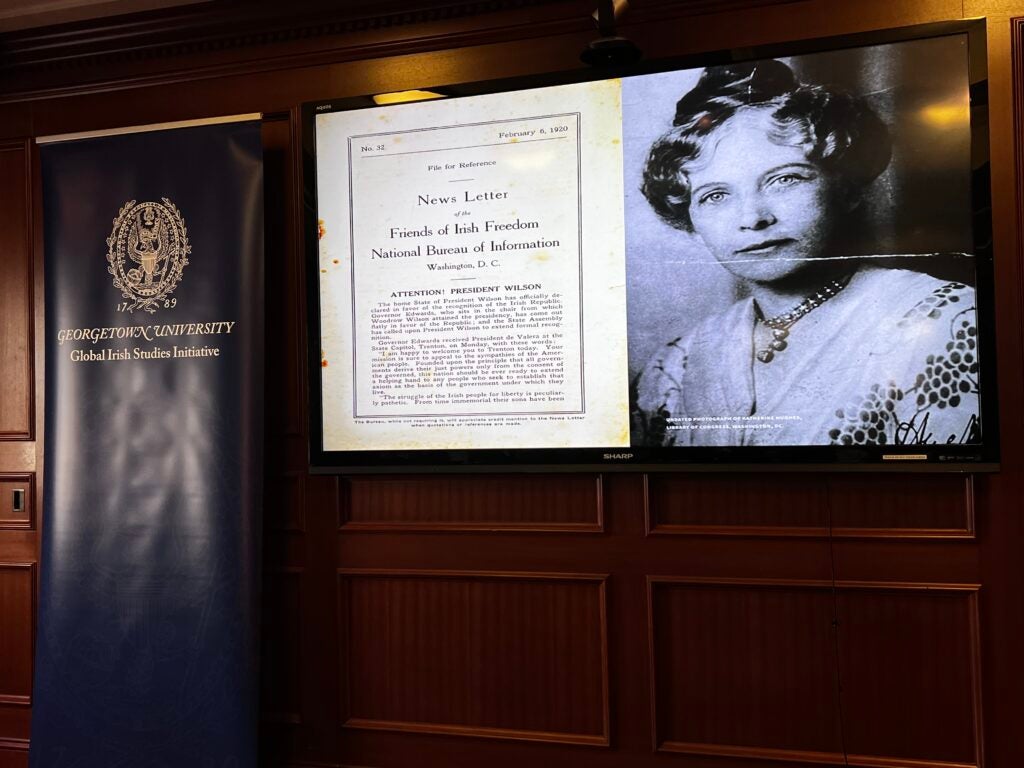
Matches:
[[302, 18, 999, 474]]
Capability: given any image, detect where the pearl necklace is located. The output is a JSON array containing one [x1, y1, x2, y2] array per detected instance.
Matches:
[[755, 275, 852, 364]]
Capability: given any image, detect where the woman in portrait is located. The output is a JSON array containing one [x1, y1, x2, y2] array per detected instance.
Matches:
[[630, 59, 980, 447]]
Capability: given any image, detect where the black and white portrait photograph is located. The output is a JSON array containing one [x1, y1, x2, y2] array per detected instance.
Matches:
[[624, 34, 982, 448]]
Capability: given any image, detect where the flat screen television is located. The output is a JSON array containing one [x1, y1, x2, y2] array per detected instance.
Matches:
[[303, 19, 998, 472]]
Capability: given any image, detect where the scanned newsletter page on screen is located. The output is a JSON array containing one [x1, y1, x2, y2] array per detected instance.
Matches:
[[315, 80, 629, 451]]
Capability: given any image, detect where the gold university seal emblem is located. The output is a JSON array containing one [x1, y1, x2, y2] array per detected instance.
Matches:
[[106, 199, 190, 314]]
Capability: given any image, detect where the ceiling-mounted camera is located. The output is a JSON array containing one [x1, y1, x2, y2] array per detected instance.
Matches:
[[581, 0, 642, 67]]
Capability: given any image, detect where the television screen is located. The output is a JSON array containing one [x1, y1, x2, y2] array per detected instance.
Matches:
[[304, 20, 998, 472]]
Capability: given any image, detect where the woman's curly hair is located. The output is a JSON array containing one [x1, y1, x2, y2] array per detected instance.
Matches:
[[641, 59, 892, 232]]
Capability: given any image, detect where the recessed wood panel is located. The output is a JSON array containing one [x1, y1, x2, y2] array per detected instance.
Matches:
[[828, 475, 974, 537], [342, 475, 603, 531], [0, 564, 33, 705], [0, 476, 32, 530], [649, 578, 843, 761], [646, 474, 829, 536], [260, 569, 303, 724], [647, 474, 974, 538], [838, 585, 981, 767], [338, 570, 608, 745], [0, 143, 32, 441]]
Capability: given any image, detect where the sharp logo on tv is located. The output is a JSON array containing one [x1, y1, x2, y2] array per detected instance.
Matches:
[[304, 19, 998, 471], [106, 198, 190, 314]]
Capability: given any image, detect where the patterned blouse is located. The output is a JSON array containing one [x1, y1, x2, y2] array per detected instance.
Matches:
[[631, 265, 980, 447]]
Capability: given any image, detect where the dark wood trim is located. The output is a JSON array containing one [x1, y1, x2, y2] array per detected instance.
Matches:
[[337, 567, 609, 580], [23, 138, 34, 444], [968, 589, 986, 768], [286, 105, 308, 443], [649, 524, 977, 539], [0, 0, 803, 103], [341, 717, 609, 746], [0, 140, 34, 442], [339, 521, 605, 532], [842, 757, 977, 768], [338, 475, 606, 533], [0, 1, 584, 103], [830, 527, 976, 540], [648, 575, 982, 591], [658, 742, 977, 768], [649, 522, 828, 538], [0, 0, 569, 70], [644, 474, 975, 539], [645, 568, 659, 754]]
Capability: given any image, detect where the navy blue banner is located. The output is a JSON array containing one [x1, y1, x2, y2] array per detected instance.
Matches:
[[33, 120, 264, 768]]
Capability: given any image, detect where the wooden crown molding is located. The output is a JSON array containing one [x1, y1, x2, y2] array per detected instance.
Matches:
[[0, 0, 573, 87], [0, 0, 799, 100]]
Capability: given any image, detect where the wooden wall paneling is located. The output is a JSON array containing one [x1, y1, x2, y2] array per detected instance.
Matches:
[[0, 740, 28, 768], [0, 0, 806, 111], [0, 0, 586, 105], [337, 569, 609, 746], [0, 133, 36, 767], [836, 583, 983, 768], [969, 8, 1024, 767], [646, 473, 975, 538], [0, 476, 32, 531], [647, 577, 844, 763], [826, 475, 975, 538], [645, 473, 830, 536], [342, 474, 604, 531], [0, 1, 1021, 767], [0, 141, 33, 441], [0, 450, 33, 478], [0, 563, 34, 708]]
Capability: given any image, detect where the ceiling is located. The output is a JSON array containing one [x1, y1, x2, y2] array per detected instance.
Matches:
[[0, 0, 213, 32]]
